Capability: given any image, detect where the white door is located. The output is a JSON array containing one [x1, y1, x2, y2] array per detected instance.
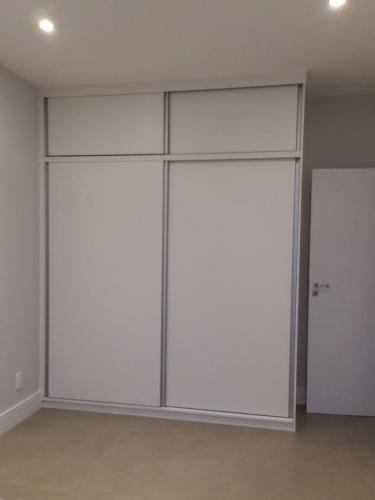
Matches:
[[49, 161, 163, 406], [166, 160, 296, 417], [307, 169, 375, 415]]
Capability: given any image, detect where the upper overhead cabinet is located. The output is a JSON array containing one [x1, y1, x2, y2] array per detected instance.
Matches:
[[169, 85, 299, 154], [47, 93, 164, 155]]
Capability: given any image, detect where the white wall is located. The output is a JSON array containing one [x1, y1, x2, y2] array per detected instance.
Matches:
[[298, 95, 375, 401], [0, 66, 39, 414]]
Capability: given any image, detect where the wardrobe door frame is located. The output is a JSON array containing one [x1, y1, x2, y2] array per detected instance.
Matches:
[[39, 75, 305, 431]]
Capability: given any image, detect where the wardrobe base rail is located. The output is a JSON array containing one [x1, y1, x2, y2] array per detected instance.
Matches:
[[42, 397, 295, 432]]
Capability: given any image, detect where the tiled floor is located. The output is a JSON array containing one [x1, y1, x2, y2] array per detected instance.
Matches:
[[0, 408, 374, 499]]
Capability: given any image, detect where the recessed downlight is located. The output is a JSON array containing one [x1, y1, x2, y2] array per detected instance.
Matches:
[[329, 0, 347, 8], [38, 18, 55, 33]]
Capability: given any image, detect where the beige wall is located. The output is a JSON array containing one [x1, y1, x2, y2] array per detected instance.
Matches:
[[0, 66, 39, 413], [298, 95, 375, 400]]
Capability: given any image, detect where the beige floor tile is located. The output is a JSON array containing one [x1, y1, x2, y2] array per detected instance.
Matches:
[[0, 409, 374, 500]]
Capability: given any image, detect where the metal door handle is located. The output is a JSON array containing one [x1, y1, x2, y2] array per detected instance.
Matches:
[[312, 282, 330, 296]]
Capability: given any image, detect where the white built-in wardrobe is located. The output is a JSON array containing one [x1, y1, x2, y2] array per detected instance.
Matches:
[[42, 76, 305, 431]]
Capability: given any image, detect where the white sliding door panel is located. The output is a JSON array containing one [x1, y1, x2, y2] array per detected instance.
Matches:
[[49, 161, 163, 406], [169, 86, 299, 154], [167, 160, 296, 417], [48, 93, 164, 155]]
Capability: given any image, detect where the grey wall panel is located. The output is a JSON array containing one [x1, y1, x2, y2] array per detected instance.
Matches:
[[169, 86, 298, 154], [166, 160, 295, 417], [48, 93, 164, 155], [0, 65, 39, 414], [49, 161, 163, 406], [298, 96, 375, 398]]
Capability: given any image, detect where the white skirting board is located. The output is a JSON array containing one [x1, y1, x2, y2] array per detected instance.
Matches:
[[42, 398, 295, 432], [0, 391, 41, 436]]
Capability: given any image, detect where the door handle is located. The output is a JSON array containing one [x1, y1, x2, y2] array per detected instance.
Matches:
[[312, 281, 330, 297]]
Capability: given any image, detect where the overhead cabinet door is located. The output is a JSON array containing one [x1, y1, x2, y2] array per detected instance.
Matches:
[[169, 86, 299, 154], [48, 93, 164, 155], [166, 160, 296, 417], [49, 161, 163, 406]]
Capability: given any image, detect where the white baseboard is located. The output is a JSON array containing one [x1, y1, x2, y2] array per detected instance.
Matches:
[[42, 397, 295, 432], [296, 385, 306, 405], [0, 391, 42, 436]]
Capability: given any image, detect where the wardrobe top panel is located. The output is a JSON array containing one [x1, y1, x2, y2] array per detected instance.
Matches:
[[48, 93, 164, 156], [169, 85, 299, 154]]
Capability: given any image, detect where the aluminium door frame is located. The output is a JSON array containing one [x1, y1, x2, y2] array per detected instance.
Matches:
[[38, 77, 305, 431]]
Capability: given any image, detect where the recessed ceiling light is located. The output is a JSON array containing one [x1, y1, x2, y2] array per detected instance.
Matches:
[[38, 18, 55, 33], [329, 0, 346, 8]]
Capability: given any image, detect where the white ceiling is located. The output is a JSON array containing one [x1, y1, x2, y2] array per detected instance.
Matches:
[[0, 0, 374, 96]]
